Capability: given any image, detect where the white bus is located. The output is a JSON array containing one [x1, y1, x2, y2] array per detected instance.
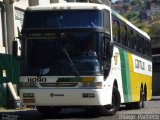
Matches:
[[16, 2, 152, 116]]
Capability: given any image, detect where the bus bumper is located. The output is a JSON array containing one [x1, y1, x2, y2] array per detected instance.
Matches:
[[20, 88, 112, 106]]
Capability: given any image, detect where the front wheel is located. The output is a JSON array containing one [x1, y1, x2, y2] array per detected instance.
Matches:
[[102, 87, 121, 116]]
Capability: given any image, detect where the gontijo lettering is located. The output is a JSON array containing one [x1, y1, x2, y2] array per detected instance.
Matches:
[[135, 59, 145, 70]]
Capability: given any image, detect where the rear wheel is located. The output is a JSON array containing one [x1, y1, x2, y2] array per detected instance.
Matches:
[[36, 106, 62, 115], [134, 88, 145, 109], [102, 87, 121, 116], [125, 88, 145, 109]]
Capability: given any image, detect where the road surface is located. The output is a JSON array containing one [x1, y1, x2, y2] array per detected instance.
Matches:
[[0, 96, 160, 120]]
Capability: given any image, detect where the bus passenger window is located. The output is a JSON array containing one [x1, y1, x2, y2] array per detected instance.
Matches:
[[144, 39, 146, 55], [136, 34, 140, 52], [104, 11, 110, 34], [129, 30, 134, 49], [112, 18, 120, 43], [142, 38, 145, 54], [133, 33, 136, 50], [120, 25, 127, 46]]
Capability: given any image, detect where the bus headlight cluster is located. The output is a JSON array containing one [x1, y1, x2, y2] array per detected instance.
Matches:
[[20, 82, 38, 88], [81, 82, 103, 89]]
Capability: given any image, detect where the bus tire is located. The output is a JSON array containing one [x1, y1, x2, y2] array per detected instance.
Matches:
[[102, 86, 121, 116], [133, 88, 145, 109], [36, 106, 62, 115]]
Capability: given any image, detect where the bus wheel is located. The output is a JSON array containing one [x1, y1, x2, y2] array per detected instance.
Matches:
[[103, 87, 121, 116], [133, 88, 145, 109], [36, 106, 62, 115]]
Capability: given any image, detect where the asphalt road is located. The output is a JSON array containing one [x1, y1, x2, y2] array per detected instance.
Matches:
[[0, 96, 160, 120]]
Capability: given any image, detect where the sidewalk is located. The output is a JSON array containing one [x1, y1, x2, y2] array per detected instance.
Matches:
[[0, 107, 31, 113], [152, 96, 160, 100], [0, 107, 7, 112]]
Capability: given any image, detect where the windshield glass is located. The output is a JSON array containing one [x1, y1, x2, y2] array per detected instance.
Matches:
[[23, 10, 103, 29], [24, 32, 102, 76]]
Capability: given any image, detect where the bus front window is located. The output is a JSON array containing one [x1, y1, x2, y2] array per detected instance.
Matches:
[[25, 32, 102, 76], [24, 10, 103, 29]]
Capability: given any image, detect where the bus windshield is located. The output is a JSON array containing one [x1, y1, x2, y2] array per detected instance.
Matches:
[[24, 32, 103, 76], [23, 10, 103, 29]]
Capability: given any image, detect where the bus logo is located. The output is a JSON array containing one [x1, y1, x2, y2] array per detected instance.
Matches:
[[114, 52, 119, 65]]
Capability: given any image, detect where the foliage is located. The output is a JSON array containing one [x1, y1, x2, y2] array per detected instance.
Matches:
[[148, 23, 160, 36], [121, 0, 160, 36], [122, 4, 129, 12]]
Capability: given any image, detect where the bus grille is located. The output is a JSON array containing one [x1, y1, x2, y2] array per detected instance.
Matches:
[[39, 82, 78, 87]]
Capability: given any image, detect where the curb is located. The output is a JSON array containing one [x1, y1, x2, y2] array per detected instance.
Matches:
[[151, 96, 160, 101]]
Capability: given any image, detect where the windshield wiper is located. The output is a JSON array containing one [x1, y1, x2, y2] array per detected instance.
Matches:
[[37, 67, 46, 77], [61, 48, 79, 77]]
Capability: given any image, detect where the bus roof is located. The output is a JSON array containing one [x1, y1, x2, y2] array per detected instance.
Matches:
[[26, 3, 110, 11], [112, 10, 150, 40]]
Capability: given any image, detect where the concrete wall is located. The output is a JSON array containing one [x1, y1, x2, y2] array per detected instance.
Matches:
[[0, 1, 7, 54], [152, 36, 160, 96], [3, 0, 28, 55], [153, 72, 160, 96]]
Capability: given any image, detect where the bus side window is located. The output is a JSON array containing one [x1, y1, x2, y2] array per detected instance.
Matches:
[[139, 37, 142, 53], [136, 34, 140, 52], [104, 10, 110, 34], [140, 37, 145, 55], [144, 39, 147, 56], [146, 41, 148, 57], [137, 34, 141, 52], [103, 35, 107, 58], [120, 24, 127, 46], [112, 18, 120, 43], [149, 42, 152, 57], [133, 33, 136, 50], [148, 41, 151, 57], [103, 34, 111, 78], [129, 30, 134, 49]]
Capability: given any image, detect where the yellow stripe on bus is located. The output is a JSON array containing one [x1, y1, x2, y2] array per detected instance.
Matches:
[[128, 53, 139, 102], [128, 53, 152, 102]]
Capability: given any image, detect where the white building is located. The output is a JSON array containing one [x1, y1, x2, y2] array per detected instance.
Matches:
[[0, 0, 29, 55]]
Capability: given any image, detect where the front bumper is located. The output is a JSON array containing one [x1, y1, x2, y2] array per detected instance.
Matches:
[[20, 88, 112, 106]]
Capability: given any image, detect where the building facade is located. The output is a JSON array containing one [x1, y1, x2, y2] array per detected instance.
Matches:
[[0, 0, 29, 108]]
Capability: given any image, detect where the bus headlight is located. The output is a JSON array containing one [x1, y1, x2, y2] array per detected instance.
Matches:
[[81, 82, 103, 89], [20, 82, 38, 88]]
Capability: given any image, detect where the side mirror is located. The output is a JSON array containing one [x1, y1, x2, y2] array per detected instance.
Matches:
[[12, 40, 18, 58]]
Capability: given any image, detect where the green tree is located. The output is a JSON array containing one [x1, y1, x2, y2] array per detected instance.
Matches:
[[149, 23, 160, 36], [122, 4, 129, 12]]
